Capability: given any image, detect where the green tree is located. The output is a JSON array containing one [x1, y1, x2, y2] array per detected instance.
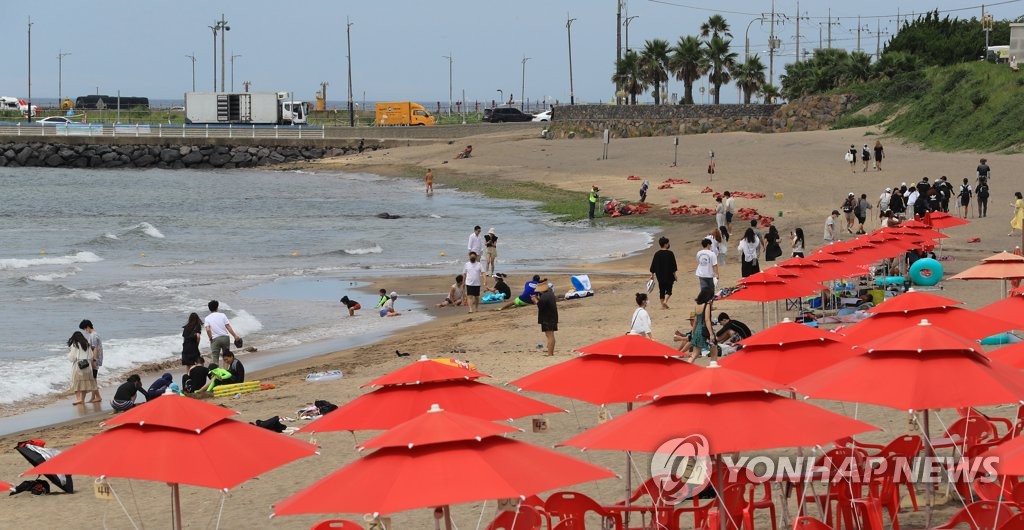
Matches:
[[611, 50, 647, 104], [731, 55, 767, 104], [872, 51, 923, 80], [761, 83, 781, 104], [843, 51, 873, 84], [639, 39, 672, 104], [700, 14, 732, 40], [885, 10, 1012, 66], [704, 35, 737, 104], [669, 35, 708, 105]]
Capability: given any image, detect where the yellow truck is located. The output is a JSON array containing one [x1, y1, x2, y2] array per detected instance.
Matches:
[[375, 102, 435, 126]]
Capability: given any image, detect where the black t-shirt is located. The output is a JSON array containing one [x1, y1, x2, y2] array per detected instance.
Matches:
[[649, 249, 678, 279], [113, 381, 148, 402], [978, 163, 991, 178], [494, 280, 511, 299], [977, 179, 990, 198], [720, 319, 753, 340], [226, 359, 245, 383], [484, 234, 497, 247], [184, 364, 210, 393], [536, 291, 558, 324], [342, 298, 359, 309]]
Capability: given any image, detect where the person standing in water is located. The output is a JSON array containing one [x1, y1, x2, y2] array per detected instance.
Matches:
[[425, 168, 434, 196]]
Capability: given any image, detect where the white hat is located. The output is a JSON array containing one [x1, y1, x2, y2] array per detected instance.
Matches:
[[389, 291, 398, 298], [848, 192, 855, 196], [487, 227, 496, 235], [885, 187, 892, 192]]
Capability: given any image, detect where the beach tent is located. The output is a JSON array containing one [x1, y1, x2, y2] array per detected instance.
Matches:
[[15, 442, 73, 493]]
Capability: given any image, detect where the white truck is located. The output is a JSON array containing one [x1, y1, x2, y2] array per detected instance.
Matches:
[[0, 96, 37, 117], [184, 92, 309, 125]]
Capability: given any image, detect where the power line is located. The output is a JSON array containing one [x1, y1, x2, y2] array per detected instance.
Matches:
[[648, 0, 1023, 21]]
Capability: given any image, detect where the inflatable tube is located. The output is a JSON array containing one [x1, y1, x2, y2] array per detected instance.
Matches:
[[874, 276, 907, 286], [212, 381, 261, 397], [981, 333, 1024, 346], [305, 370, 343, 382], [481, 292, 507, 304], [908, 258, 943, 286]]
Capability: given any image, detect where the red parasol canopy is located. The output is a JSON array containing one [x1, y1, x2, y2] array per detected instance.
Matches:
[[362, 355, 487, 388], [806, 253, 870, 279], [924, 211, 970, 229], [866, 290, 961, 315], [102, 393, 235, 432], [978, 434, 1024, 475], [510, 354, 700, 405], [986, 343, 1024, 369], [558, 365, 876, 454], [298, 379, 562, 433], [793, 320, 1024, 410], [357, 404, 519, 450], [274, 407, 614, 518], [774, 257, 834, 283], [639, 362, 785, 400], [951, 251, 1024, 281], [837, 302, 1018, 343], [721, 321, 857, 385], [573, 334, 684, 358], [978, 290, 1024, 326], [724, 276, 824, 303]]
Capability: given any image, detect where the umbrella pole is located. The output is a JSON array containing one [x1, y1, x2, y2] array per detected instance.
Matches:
[[171, 483, 182, 530], [717, 455, 727, 530], [923, 410, 935, 528], [443, 505, 453, 530], [624, 401, 634, 529]]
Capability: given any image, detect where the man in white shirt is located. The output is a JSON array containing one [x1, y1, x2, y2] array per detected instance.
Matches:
[[878, 188, 892, 221], [695, 238, 719, 296], [824, 210, 839, 243], [204, 300, 240, 365], [462, 251, 486, 313], [907, 188, 920, 213], [467, 225, 483, 256]]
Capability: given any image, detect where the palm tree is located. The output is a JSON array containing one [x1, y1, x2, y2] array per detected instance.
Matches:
[[611, 50, 647, 104], [704, 35, 737, 104], [669, 36, 707, 105], [700, 14, 732, 40], [843, 51, 873, 83], [761, 83, 780, 104], [731, 55, 766, 104], [639, 39, 671, 104]]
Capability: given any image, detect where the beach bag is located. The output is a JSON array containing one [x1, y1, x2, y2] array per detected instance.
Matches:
[[77, 359, 91, 370], [11, 479, 50, 496], [314, 399, 338, 415], [253, 416, 287, 433], [978, 182, 989, 198], [844, 152, 854, 163]]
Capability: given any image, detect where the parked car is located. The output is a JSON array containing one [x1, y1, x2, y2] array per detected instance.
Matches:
[[37, 116, 73, 125], [532, 110, 552, 122], [484, 107, 533, 123]]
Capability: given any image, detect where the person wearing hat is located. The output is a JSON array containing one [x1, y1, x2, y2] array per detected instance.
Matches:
[[483, 227, 498, 278], [588, 186, 600, 220], [532, 282, 558, 356], [462, 251, 486, 313], [486, 273, 511, 301], [878, 187, 892, 220], [499, 274, 544, 311], [380, 292, 401, 317], [840, 193, 857, 234]]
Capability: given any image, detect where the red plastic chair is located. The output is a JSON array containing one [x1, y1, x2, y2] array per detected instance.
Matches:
[[728, 466, 778, 530], [850, 497, 885, 530], [545, 491, 623, 530], [311, 520, 363, 530], [933, 415, 999, 456], [799, 447, 869, 529], [838, 435, 923, 512], [486, 506, 544, 530], [792, 517, 833, 530], [696, 484, 751, 530], [932, 501, 1018, 530], [611, 476, 677, 530], [999, 512, 1024, 530]]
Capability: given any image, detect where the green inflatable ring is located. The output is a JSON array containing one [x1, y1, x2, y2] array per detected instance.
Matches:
[[908, 257, 943, 286]]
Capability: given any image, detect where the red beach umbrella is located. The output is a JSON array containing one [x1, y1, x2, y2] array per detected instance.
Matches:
[[978, 289, 1024, 327], [837, 303, 1017, 343], [726, 276, 823, 302], [362, 355, 487, 388], [925, 211, 970, 229], [298, 379, 562, 433], [273, 407, 614, 525], [721, 321, 858, 385], [775, 257, 835, 283], [865, 290, 960, 314], [987, 343, 1024, 369], [574, 334, 684, 358], [357, 403, 519, 450], [951, 251, 1024, 281], [559, 364, 876, 454], [102, 392, 235, 432], [793, 320, 1024, 411], [979, 435, 1024, 476], [806, 253, 870, 280], [28, 398, 318, 530]]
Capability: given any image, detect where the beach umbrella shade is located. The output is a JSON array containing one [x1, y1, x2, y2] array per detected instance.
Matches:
[[298, 379, 563, 433], [720, 321, 858, 385], [978, 289, 1024, 328], [102, 391, 236, 432], [865, 290, 961, 315], [15, 443, 73, 493], [925, 211, 970, 229], [951, 251, 1024, 281], [28, 416, 318, 530], [573, 333, 686, 358], [727, 276, 824, 302], [273, 407, 615, 526], [987, 343, 1024, 369], [774, 257, 835, 283], [878, 226, 950, 242], [805, 253, 870, 280], [356, 404, 519, 450], [362, 355, 487, 388], [979, 434, 1024, 476], [837, 302, 1018, 343]]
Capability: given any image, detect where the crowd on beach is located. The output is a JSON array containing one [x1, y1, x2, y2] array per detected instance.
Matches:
[[67, 300, 248, 413]]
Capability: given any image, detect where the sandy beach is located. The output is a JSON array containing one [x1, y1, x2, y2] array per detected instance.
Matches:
[[2, 124, 1022, 529]]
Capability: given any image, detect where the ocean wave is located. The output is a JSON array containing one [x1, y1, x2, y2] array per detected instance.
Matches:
[[0, 251, 103, 270], [343, 245, 383, 255], [68, 290, 102, 301], [25, 268, 80, 282], [104, 233, 119, 240], [131, 222, 165, 239]]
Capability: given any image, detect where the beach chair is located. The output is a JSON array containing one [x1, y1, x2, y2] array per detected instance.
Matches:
[[850, 497, 885, 530], [486, 505, 544, 530], [608, 476, 677, 530], [932, 501, 1018, 530], [792, 517, 833, 530], [545, 491, 623, 530], [721, 464, 778, 530], [311, 520, 363, 530], [837, 435, 923, 512], [998, 512, 1024, 530], [693, 483, 751, 530], [798, 447, 869, 529]]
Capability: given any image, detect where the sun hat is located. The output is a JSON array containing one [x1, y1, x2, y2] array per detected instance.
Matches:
[[534, 283, 550, 293], [885, 187, 892, 192], [487, 228, 496, 235]]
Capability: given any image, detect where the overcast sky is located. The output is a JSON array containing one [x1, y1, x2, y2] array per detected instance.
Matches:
[[2, 0, 1020, 106]]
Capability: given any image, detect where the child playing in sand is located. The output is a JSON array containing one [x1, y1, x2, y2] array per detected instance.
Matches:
[[340, 296, 361, 316]]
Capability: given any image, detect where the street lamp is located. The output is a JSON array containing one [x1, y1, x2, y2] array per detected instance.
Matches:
[[346, 17, 354, 127], [624, 15, 639, 53], [57, 50, 71, 108], [230, 53, 242, 91], [496, 89, 503, 107], [566, 16, 576, 105], [745, 17, 766, 61], [27, 17, 33, 122], [520, 56, 531, 111], [185, 53, 197, 92], [217, 14, 230, 92], [442, 54, 453, 116], [208, 22, 219, 90]]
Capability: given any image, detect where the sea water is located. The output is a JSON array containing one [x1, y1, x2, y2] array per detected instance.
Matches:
[[0, 167, 651, 409]]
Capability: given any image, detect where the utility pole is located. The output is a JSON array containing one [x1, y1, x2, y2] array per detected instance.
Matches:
[[57, 50, 71, 106], [616, 0, 622, 104], [795, 1, 801, 63], [768, 0, 776, 86], [443, 54, 453, 116], [346, 17, 354, 127], [185, 54, 197, 92], [876, 19, 881, 59], [219, 14, 229, 92], [521, 56, 531, 111], [983, 6, 994, 53], [209, 22, 218, 90], [857, 15, 862, 53], [828, 9, 832, 49], [27, 17, 33, 122], [231, 53, 241, 91], [567, 15, 577, 105]]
